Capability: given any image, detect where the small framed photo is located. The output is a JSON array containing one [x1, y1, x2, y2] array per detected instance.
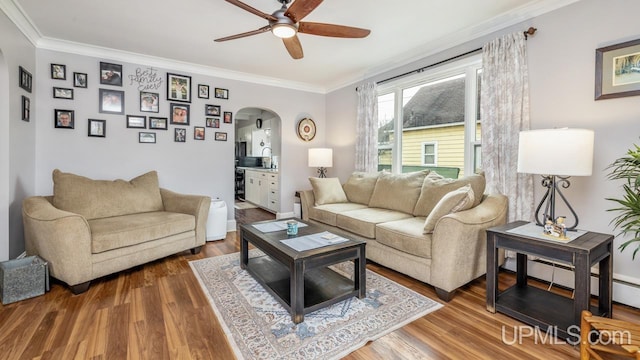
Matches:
[[194, 127, 205, 140], [73, 72, 87, 88], [54, 109, 74, 129], [198, 84, 209, 99], [127, 115, 146, 129], [99, 88, 125, 114], [215, 132, 227, 141], [174, 128, 187, 142], [53, 87, 74, 100], [170, 103, 190, 125], [214, 88, 229, 99], [139, 132, 156, 144], [167, 73, 191, 102], [223, 111, 233, 124], [149, 117, 168, 130], [596, 38, 640, 100], [206, 104, 221, 116], [88, 119, 106, 137], [19, 66, 32, 93], [21, 96, 30, 122], [140, 91, 159, 113], [100, 62, 123, 86], [206, 117, 220, 128], [51, 64, 66, 80]]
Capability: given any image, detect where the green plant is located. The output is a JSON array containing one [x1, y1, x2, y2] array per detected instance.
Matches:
[[606, 143, 640, 259]]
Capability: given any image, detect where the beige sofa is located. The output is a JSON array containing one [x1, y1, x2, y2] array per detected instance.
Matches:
[[300, 170, 508, 301], [22, 170, 210, 294]]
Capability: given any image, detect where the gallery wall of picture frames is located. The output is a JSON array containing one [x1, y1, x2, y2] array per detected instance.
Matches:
[[33, 59, 232, 144]]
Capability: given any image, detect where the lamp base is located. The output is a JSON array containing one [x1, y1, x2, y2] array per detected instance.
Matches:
[[317, 167, 327, 178], [534, 175, 579, 231]]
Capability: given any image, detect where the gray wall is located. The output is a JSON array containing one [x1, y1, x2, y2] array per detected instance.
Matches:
[[0, 10, 36, 260], [326, 0, 640, 302]]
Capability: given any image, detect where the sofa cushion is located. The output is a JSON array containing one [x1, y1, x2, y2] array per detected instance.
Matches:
[[423, 185, 475, 234], [368, 170, 429, 214], [336, 208, 412, 239], [376, 217, 432, 258], [308, 203, 368, 226], [342, 172, 380, 205], [89, 211, 195, 253], [413, 172, 486, 217], [309, 177, 348, 205], [52, 169, 164, 220]]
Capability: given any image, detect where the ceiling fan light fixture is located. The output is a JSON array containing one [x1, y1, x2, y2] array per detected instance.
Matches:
[[271, 23, 297, 38]]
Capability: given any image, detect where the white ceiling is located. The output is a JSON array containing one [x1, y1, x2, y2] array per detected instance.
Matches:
[[6, 0, 578, 92]]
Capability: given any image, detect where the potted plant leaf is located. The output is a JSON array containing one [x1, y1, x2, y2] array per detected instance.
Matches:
[[606, 143, 640, 259]]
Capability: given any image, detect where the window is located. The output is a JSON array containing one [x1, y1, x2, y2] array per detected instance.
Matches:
[[376, 55, 482, 178]]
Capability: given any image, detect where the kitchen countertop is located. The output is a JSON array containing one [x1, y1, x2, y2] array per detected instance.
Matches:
[[237, 167, 279, 174]]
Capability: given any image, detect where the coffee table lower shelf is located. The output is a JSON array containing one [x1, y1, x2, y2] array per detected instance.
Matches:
[[246, 255, 357, 316]]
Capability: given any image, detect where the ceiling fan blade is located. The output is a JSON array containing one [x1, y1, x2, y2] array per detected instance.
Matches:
[[298, 22, 371, 38], [282, 36, 303, 59], [214, 26, 271, 42], [225, 0, 277, 21], [284, 0, 323, 23]]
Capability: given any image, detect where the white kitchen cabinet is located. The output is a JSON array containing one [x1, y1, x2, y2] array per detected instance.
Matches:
[[244, 169, 279, 213]]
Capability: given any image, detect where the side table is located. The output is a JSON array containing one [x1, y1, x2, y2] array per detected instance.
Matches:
[[486, 221, 613, 340]]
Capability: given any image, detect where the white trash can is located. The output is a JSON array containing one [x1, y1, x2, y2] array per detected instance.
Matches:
[[206, 199, 227, 241]]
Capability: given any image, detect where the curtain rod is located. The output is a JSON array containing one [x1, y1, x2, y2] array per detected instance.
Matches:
[[357, 27, 537, 90]]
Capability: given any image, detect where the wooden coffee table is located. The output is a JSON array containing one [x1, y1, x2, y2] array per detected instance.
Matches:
[[240, 219, 366, 324]]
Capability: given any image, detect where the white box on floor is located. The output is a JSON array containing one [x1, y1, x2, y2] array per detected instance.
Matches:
[[206, 200, 227, 241]]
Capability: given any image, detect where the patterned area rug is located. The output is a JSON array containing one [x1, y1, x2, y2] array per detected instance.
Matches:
[[189, 250, 443, 360]]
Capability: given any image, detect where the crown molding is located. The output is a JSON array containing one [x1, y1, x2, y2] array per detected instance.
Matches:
[[0, 0, 41, 45]]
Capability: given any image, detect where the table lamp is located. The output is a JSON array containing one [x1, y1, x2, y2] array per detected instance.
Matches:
[[308, 148, 333, 178], [517, 128, 594, 230]]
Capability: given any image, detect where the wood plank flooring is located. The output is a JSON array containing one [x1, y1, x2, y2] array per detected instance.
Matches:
[[1, 206, 638, 359]]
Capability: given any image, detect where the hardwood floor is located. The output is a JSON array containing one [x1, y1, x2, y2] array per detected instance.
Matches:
[[1, 206, 638, 359]]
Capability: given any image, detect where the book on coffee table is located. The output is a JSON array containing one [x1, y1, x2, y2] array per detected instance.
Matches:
[[280, 231, 348, 252]]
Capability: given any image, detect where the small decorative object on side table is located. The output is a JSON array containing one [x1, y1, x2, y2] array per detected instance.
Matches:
[[486, 221, 613, 340]]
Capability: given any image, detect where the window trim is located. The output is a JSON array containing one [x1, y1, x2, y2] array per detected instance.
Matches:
[[421, 141, 437, 166]]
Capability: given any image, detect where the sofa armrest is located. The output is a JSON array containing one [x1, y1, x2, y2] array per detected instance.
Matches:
[[430, 193, 508, 292], [22, 196, 93, 286], [160, 188, 211, 246], [298, 189, 315, 221]]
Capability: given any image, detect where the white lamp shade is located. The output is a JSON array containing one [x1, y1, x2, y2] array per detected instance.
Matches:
[[517, 128, 594, 176], [308, 148, 333, 168]]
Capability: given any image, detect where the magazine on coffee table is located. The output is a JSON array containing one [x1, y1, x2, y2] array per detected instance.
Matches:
[[280, 231, 348, 252]]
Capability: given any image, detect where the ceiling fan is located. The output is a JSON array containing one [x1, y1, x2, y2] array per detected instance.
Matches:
[[214, 0, 371, 59]]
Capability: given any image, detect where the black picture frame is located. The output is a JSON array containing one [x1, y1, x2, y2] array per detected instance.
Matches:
[[127, 115, 146, 129], [223, 111, 233, 124], [51, 64, 66, 80], [139, 132, 156, 144], [19, 66, 32, 93], [53, 87, 74, 100], [595, 38, 640, 100], [170, 103, 190, 125], [194, 126, 205, 140], [198, 84, 209, 99], [215, 132, 227, 141], [21, 96, 30, 122], [100, 62, 123, 86], [174, 128, 186, 142], [167, 73, 191, 103], [99, 88, 125, 114], [54, 109, 74, 129], [206, 104, 221, 116], [74, 72, 88, 88], [214, 87, 229, 99], [206, 117, 220, 128], [140, 91, 159, 113], [88, 119, 106, 137], [149, 117, 168, 130]]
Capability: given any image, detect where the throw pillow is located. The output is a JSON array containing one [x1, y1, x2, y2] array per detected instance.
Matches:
[[423, 185, 475, 234], [368, 170, 429, 214], [342, 172, 380, 205], [309, 177, 348, 205], [413, 171, 486, 217]]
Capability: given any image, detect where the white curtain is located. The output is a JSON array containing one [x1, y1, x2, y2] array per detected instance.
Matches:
[[355, 82, 378, 172], [481, 32, 533, 222]]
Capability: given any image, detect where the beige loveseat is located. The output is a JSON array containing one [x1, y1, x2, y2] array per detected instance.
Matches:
[[300, 170, 508, 301], [22, 170, 210, 294]]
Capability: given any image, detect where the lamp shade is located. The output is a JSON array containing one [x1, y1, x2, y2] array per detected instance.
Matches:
[[517, 128, 594, 176], [308, 148, 333, 168]]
